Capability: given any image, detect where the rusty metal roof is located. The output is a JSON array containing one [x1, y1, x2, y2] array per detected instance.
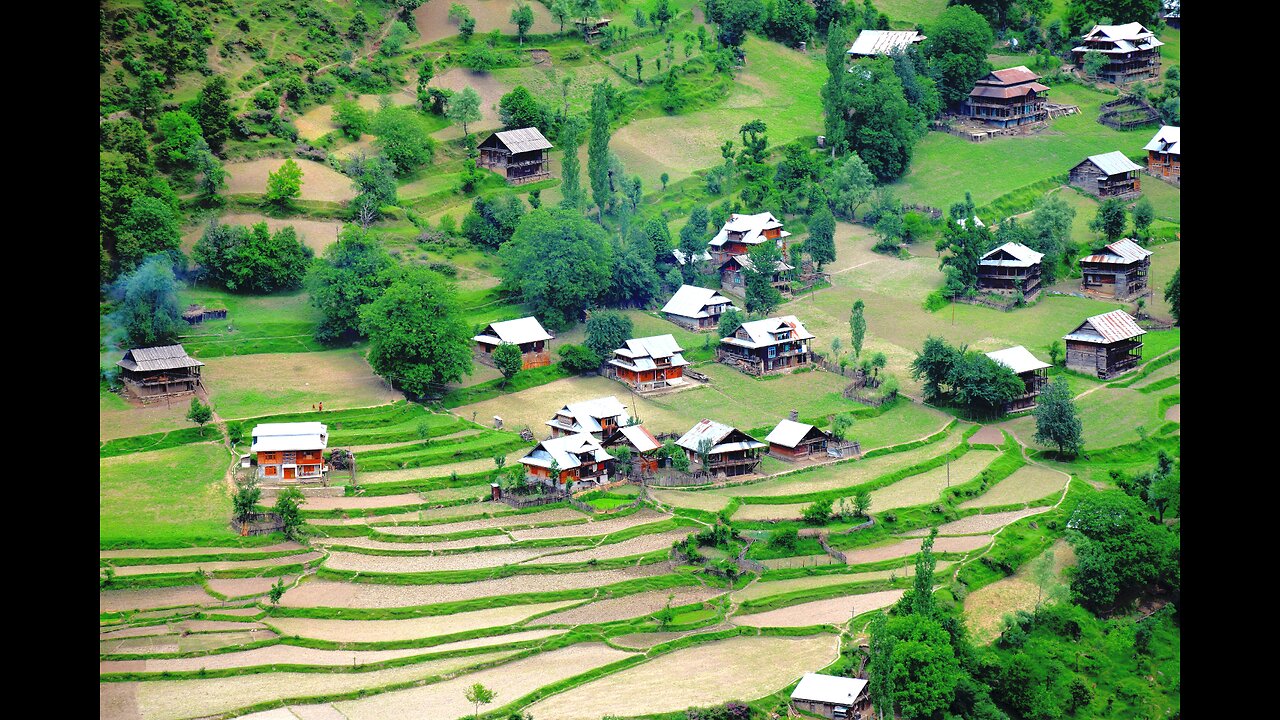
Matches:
[[1080, 238, 1153, 265], [988, 66, 1040, 85], [1064, 310, 1145, 344], [970, 82, 1049, 99]]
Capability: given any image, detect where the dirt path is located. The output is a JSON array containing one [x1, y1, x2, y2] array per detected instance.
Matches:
[[1072, 345, 1182, 401]]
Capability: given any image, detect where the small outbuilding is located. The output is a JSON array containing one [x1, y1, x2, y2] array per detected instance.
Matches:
[[791, 672, 870, 719], [116, 344, 205, 402], [675, 419, 766, 477], [978, 242, 1044, 299], [985, 346, 1052, 413], [1079, 238, 1153, 300], [662, 285, 735, 332], [765, 419, 833, 460], [1064, 309, 1146, 379], [1068, 151, 1142, 199], [603, 424, 663, 473], [477, 128, 553, 185], [473, 317, 553, 370]]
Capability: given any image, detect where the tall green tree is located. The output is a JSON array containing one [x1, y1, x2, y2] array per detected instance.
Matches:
[[744, 241, 785, 315], [193, 222, 315, 293], [492, 343, 523, 386], [1089, 197, 1128, 242], [806, 205, 836, 270], [709, 0, 766, 47], [937, 212, 994, 295], [923, 6, 994, 108], [677, 204, 711, 280], [194, 75, 234, 154], [867, 612, 897, 720], [186, 397, 213, 434], [332, 99, 369, 141], [1067, 490, 1178, 612], [499, 208, 614, 330], [828, 153, 875, 220], [588, 81, 613, 216], [462, 194, 526, 249], [1132, 196, 1155, 238], [910, 335, 961, 404], [1026, 192, 1076, 284], [306, 226, 396, 343], [359, 266, 474, 397], [112, 255, 183, 348], [1033, 376, 1083, 457], [949, 351, 1024, 416], [510, 2, 535, 44], [821, 21, 854, 158], [585, 310, 634, 358], [1164, 265, 1180, 325], [718, 306, 745, 338], [558, 116, 586, 210], [842, 57, 919, 181], [498, 85, 551, 132], [849, 299, 866, 357], [155, 111, 205, 173], [273, 487, 305, 541], [264, 159, 303, 211], [374, 107, 437, 175], [115, 196, 183, 271]]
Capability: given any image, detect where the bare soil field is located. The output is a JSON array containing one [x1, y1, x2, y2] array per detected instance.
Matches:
[[730, 563, 954, 603], [323, 546, 557, 573], [203, 350, 400, 420], [99, 395, 195, 441], [122, 651, 509, 720], [179, 630, 277, 653], [329, 643, 635, 720], [293, 103, 335, 140], [224, 158, 357, 202], [969, 426, 1005, 446], [733, 590, 906, 628], [868, 450, 1001, 512], [524, 528, 693, 564], [525, 634, 839, 720], [536, 587, 724, 625], [957, 465, 1068, 509], [730, 502, 810, 521], [1165, 403, 1180, 422], [964, 540, 1076, 644], [842, 535, 993, 565], [101, 639, 526, 673], [266, 600, 580, 643], [303, 493, 444, 511], [313, 534, 514, 552], [904, 508, 1049, 537], [101, 543, 303, 559], [208, 576, 296, 598], [113, 552, 321, 577], [371, 506, 584, 534], [648, 487, 734, 513], [427, 67, 512, 136], [101, 586, 216, 613], [412, 1, 558, 45], [180, 214, 341, 255], [507, 509, 671, 541], [279, 565, 670, 608]]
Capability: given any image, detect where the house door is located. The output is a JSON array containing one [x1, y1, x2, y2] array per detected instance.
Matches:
[[284, 467, 295, 480]]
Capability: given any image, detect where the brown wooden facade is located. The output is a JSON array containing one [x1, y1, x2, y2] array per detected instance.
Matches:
[[257, 449, 325, 481], [1005, 367, 1049, 413], [477, 130, 552, 185], [1079, 241, 1152, 300], [685, 444, 763, 477], [116, 345, 205, 402], [963, 67, 1049, 128], [1068, 158, 1141, 199], [1147, 149, 1179, 181], [769, 429, 831, 460], [1071, 25, 1162, 84], [475, 338, 551, 370], [977, 246, 1043, 298], [710, 226, 786, 266], [1066, 337, 1142, 379]]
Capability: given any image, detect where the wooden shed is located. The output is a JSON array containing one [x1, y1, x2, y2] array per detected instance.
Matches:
[[473, 317, 553, 370], [791, 673, 870, 719], [985, 346, 1051, 413], [1079, 238, 1153, 300], [1064, 309, 1146, 379], [765, 418, 832, 460], [115, 344, 204, 402], [1068, 151, 1143, 199], [477, 128, 553, 185]]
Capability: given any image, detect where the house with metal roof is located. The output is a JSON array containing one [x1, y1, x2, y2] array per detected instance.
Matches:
[[675, 419, 766, 477], [545, 396, 632, 440], [116, 344, 205, 401], [1079, 238, 1153, 300], [766, 418, 835, 461], [1161, 0, 1180, 28], [1064, 309, 1146, 378], [717, 252, 795, 299], [985, 346, 1052, 412], [251, 422, 328, 481], [473, 317, 554, 370], [963, 66, 1050, 128], [707, 212, 791, 266], [1068, 151, 1142, 199], [978, 242, 1044, 299], [519, 432, 615, 490], [1144, 125, 1179, 182], [1072, 23, 1164, 84], [477, 127, 553, 185], [845, 29, 925, 58], [662, 285, 735, 331], [790, 672, 870, 719], [604, 335, 692, 394], [603, 424, 663, 473], [717, 316, 816, 376]]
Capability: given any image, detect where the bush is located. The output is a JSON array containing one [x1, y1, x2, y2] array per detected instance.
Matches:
[[770, 527, 799, 552], [802, 498, 833, 525], [558, 344, 601, 374]]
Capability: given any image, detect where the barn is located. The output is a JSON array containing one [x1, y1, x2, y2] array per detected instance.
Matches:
[[790, 673, 870, 719]]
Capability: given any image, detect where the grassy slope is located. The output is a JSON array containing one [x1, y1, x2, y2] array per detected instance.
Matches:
[[100, 443, 233, 546]]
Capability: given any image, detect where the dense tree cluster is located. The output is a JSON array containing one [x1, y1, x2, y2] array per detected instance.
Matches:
[[359, 265, 473, 397], [306, 227, 396, 344], [909, 335, 1023, 414], [193, 222, 315, 293], [111, 255, 184, 348], [462, 194, 527, 249], [499, 208, 614, 330]]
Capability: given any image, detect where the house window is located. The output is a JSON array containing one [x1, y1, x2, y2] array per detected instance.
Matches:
[[768, 347, 777, 358], [264, 466, 277, 476]]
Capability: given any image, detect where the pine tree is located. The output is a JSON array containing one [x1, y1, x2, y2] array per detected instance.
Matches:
[[558, 116, 586, 210], [588, 81, 612, 217], [850, 299, 866, 357]]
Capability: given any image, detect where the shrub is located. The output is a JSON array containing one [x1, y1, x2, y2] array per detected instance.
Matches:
[[558, 344, 601, 374]]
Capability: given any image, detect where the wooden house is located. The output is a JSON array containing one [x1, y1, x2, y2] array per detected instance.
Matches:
[[978, 242, 1044, 298], [790, 673, 871, 720], [115, 344, 204, 401], [675, 419, 766, 477], [1068, 151, 1142, 199], [603, 424, 663, 473], [1079, 238, 1153, 299], [963, 66, 1049, 128], [766, 419, 834, 460], [1161, 0, 1180, 28], [473, 317, 553, 370], [718, 252, 795, 298], [707, 212, 790, 266], [573, 16, 611, 41], [603, 335, 691, 393], [1072, 23, 1164, 84], [717, 315, 815, 376], [1064, 309, 1146, 378], [662, 285, 735, 331], [477, 128, 553, 185], [985, 346, 1051, 413], [1144, 125, 1180, 182], [251, 422, 328, 481], [545, 396, 631, 440], [519, 432, 615, 491], [845, 29, 925, 58]]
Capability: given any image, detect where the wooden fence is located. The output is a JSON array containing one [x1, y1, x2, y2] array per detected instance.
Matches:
[[645, 471, 714, 488], [816, 533, 847, 564], [231, 512, 283, 536], [496, 491, 567, 509]]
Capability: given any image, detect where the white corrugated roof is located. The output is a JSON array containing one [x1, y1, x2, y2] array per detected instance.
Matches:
[[474, 317, 553, 346], [847, 30, 925, 56], [986, 346, 1051, 375], [1073, 23, 1163, 53], [981, 242, 1044, 268], [493, 127, 553, 153], [251, 422, 328, 453], [957, 216, 984, 229], [662, 285, 733, 319], [1143, 125, 1179, 155], [765, 419, 822, 448], [676, 419, 733, 451], [1086, 151, 1144, 176], [791, 673, 869, 706], [721, 316, 815, 349], [616, 424, 661, 453], [545, 396, 630, 434], [708, 212, 789, 248], [520, 432, 613, 471], [730, 254, 794, 273], [672, 248, 712, 266]]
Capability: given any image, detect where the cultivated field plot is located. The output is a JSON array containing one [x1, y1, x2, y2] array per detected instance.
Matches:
[[314, 533, 514, 552], [323, 546, 561, 573], [412, 0, 558, 45], [101, 629, 276, 656], [426, 67, 513, 137], [840, 535, 994, 566], [99, 390, 197, 442], [868, 449, 1002, 512], [525, 528, 696, 564], [302, 492, 459, 511], [370, 506, 586, 535], [180, 213, 341, 255], [202, 350, 400, 420], [730, 563, 953, 603], [964, 540, 1077, 645], [732, 590, 906, 628], [524, 634, 839, 720], [169, 287, 323, 359], [968, 426, 1005, 446], [113, 551, 321, 577], [224, 158, 356, 202], [905, 508, 1050, 537], [356, 448, 530, 484], [100, 542, 303, 559], [957, 465, 1069, 509], [208, 576, 295, 598], [100, 586, 218, 613], [103, 651, 510, 720], [267, 600, 579, 643], [279, 565, 671, 608], [648, 487, 733, 513], [100, 443, 233, 547], [536, 587, 724, 625], [731, 502, 810, 521], [507, 508, 672, 541]]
